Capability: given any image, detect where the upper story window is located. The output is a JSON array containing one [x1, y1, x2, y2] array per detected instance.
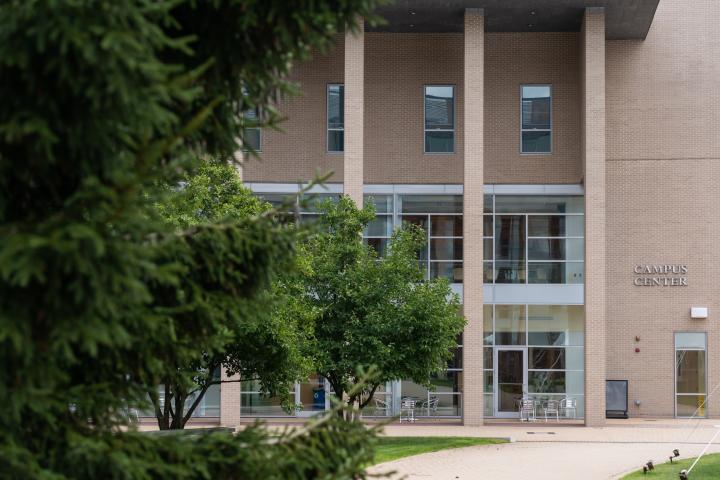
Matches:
[[327, 84, 344, 152], [521, 85, 551, 154], [424, 85, 455, 154], [242, 106, 261, 152]]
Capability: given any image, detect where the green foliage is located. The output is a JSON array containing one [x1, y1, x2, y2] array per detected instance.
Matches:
[[283, 197, 466, 410], [0, 0, 386, 477], [148, 162, 312, 429]]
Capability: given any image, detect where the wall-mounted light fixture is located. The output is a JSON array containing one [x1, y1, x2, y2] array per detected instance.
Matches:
[[691, 307, 708, 319]]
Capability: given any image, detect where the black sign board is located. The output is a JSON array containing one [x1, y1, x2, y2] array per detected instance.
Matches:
[[606, 380, 629, 419]]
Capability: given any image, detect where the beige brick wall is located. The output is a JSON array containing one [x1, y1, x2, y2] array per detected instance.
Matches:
[[219, 367, 241, 427], [244, 32, 581, 185], [242, 35, 345, 183], [462, 9, 484, 427], [581, 7, 606, 427], [605, 0, 720, 418], [344, 21, 364, 204]]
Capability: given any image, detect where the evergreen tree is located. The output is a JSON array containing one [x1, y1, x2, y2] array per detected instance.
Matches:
[[0, 1, 385, 477]]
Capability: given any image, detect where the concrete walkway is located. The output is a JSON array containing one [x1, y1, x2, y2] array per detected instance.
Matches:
[[370, 419, 720, 479]]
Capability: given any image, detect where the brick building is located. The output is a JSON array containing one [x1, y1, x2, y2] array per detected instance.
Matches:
[[158, 0, 720, 427]]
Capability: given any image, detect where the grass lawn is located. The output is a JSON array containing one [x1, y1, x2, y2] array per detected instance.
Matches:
[[373, 436, 506, 465], [622, 453, 720, 479]]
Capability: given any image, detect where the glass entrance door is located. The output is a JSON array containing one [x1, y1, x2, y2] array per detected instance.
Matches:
[[495, 348, 527, 417]]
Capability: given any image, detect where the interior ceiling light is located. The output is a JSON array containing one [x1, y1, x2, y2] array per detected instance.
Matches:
[[527, 23, 534, 28]]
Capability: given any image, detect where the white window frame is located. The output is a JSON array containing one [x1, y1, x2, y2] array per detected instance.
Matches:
[[424, 85, 455, 154], [520, 84, 552, 155], [327, 83, 344, 153]]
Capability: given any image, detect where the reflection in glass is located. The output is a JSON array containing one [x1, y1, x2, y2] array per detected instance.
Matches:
[[495, 305, 526, 345]]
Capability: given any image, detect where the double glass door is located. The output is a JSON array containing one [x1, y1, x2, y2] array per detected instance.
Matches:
[[495, 348, 527, 418]]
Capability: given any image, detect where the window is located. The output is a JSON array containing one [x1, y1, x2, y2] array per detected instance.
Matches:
[[255, 192, 340, 224], [488, 195, 584, 285], [242, 106, 261, 152], [364, 195, 393, 257], [327, 84, 344, 152], [424, 86, 455, 153], [399, 194, 463, 283], [675, 332, 707, 418], [521, 85, 551, 154]]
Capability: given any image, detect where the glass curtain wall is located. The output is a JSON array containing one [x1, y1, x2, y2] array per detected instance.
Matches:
[[487, 195, 584, 284], [675, 332, 707, 418], [484, 304, 585, 418]]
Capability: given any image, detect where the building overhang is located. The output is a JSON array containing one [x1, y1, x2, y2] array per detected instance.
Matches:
[[367, 0, 659, 40]]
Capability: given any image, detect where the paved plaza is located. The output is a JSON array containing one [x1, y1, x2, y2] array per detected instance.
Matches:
[[370, 419, 720, 479]]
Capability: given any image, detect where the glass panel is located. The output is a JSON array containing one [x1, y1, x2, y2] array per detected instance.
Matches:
[[494, 261, 526, 284], [430, 262, 463, 283], [425, 131, 454, 153], [521, 86, 551, 130], [432, 394, 461, 416], [364, 195, 393, 214], [430, 215, 463, 236], [566, 371, 584, 395], [300, 193, 340, 212], [566, 347, 585, 371], [400, 380, 429, 402], [401, 214, 428, 232], [256, 193, 295, 210], [484, 394, 494, 417], [430, 239, 462, 260], [528, 238, 566, 261], [195, 383, 220, 417], [483, 239, 493, 260], [528, 371, 565, 394], [484, 371, 494, 392], [677, 395, 706, 417], [425, 86, 454, 129], [400, 195, 462, 214], [365, 216, 392, 237], [528, 215, 584, 237], [495, 305, 526, 345], [241, 393, 288, 416], [484, 194, 493, 213], [522, 131, 551, 153], [676, 350, 706, 393], [365, 238, 388, 257], [495, 216, 525, 261], [484, 347, 494, 368], [243, 128, 261, 151], [528, 305, 584, 346], [528, 263, 584, 284], [484, 305, 494, 345], [328, 129, 344, 152], [298, 376, 326, 412], [484, 261, 494, 283], [362, 384, 392, 417], [430, 371, 460, 394], [498, 350, 524, 412], [675, 332, 707, 349], [448, 346, 463, 369], [495, 196, 584, 214], [529, 348, 566, 370], [483, 215, 493, 236], [327, 85, 344, 128]]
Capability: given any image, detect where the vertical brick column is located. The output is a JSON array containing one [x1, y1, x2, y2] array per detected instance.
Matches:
[[582, 7, 606, 427], [462, 8, 485, 427], [219, 366, 241, 428], [343, 19, 364, 206]]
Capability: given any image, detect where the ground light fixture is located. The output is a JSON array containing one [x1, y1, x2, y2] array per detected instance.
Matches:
[[677, 425, 720, 479], [642, 460, 654, 473], [669, 449, 680, 463]]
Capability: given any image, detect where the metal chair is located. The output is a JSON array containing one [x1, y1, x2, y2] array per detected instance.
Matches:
[[374, 397, 389, 417], [519, 398, 536, 422], [421, 396, 440, 416], [543, 399, 560, 422], [560, 397, 577, 419], [400, 398, 417, 423]]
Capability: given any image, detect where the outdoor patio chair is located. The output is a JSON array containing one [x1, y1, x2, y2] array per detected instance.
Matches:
[[400, 399, 417, 423], [421, 396, 440, 416], [543, 399, 560, 422], [560, 397, 577, 419], [374, 397, 389, 416], [519, 398, 536, 422]]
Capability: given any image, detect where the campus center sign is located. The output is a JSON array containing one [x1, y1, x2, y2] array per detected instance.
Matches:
[[633, 264, 688, 286]]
